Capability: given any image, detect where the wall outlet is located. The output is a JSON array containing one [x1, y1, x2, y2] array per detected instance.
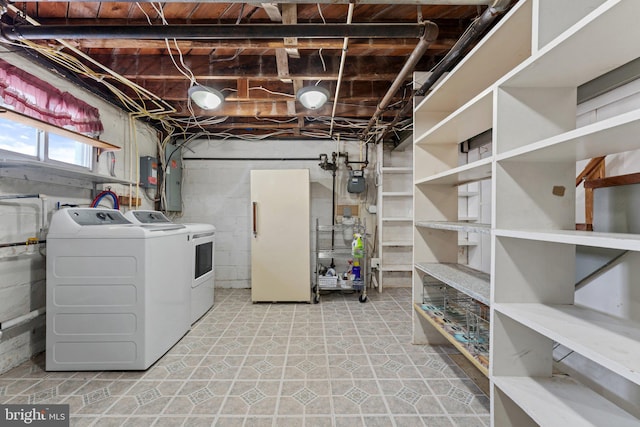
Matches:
[[370, 257, 381, 269]]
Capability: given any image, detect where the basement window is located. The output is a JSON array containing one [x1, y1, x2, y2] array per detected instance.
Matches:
[[0, 116, 93, 169]]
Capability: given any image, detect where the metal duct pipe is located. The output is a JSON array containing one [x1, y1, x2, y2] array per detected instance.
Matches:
[[329, 3, 355, 138], [371, 0, 512, 142], [2, 23, 428, 41], [361, 20, 439, 138]]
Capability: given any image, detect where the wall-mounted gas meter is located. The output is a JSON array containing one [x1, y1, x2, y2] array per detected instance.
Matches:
[[347, 170, 365, 193]]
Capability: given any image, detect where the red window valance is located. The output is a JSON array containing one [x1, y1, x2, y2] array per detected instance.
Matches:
[[0, 58, 104, 136]]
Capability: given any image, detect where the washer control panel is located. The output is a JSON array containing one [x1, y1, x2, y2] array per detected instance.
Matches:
[[67, 208, 131, 225]]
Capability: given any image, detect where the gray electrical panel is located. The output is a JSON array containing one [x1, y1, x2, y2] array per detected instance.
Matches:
[[139, 156, 157, 189], [347, 169, 366, 193], [163, 144, 182, 212]]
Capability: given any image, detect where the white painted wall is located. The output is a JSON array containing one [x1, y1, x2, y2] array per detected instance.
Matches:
[[0, 48, 157, 373], [179, 138, 377, 289]]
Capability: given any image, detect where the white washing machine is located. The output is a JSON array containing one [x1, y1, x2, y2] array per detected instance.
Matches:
[[124, 210, 215, 324], [46, 208, 190, 371]]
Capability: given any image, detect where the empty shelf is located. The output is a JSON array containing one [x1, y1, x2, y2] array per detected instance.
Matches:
[[495, 228, 640, 251], [381, 167, 412, 173], [382, 240, 413, 247], [415, 221, 491, 234], [415, 262, 490, 305], [415, 157, 492, 186], [383, 217, 413, 222], [494, 303, 640, 385], [494, 375, 639, 427], [381, 264, 412, 272], [381, 191, 413, 197]]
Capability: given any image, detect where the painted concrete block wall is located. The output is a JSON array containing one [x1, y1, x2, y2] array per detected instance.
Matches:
[[0, 47, 157, 374], [180, 138, 377, 288]]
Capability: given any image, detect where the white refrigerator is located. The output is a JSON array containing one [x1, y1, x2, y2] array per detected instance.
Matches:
[[250, 169, 311, 302]]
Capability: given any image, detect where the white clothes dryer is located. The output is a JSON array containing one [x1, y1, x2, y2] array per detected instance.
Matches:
[[124, 210, 215, 324], [46, 208, 190, 370]]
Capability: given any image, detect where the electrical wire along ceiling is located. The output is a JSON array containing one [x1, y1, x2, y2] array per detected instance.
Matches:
[[0, 1, 515, 143]]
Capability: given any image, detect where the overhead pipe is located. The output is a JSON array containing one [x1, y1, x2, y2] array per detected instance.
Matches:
[[329, 3, 355, 138], [2, 23, 429, 41], [360, 20, 439, 138], [366, 0, 512, 142]]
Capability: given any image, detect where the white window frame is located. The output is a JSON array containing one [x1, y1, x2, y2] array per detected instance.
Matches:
[[0, 115, 96, 171]]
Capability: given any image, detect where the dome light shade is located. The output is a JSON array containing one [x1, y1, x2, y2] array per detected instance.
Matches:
[[297, 86, 329, 110], [188, 85, 224, 110]]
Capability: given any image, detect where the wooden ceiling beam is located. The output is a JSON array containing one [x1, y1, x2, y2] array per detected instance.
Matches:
[[282, 3, 300, 59], [237, 79, 249, 99], [138, 79, 403, 101], [83, 53, 423, 81], [174, 100, 384, 117], [70, 37, 456, 52]]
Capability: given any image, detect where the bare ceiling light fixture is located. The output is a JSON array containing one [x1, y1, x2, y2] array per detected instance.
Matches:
[[296, 86, 330, 110], [188, 85, 225, 110]]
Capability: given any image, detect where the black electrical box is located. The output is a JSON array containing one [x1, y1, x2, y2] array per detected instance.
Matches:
[[347, 170, 366, 193]]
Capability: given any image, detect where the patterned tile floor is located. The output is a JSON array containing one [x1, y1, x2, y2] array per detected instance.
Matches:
[[0, 288, 489, 426]]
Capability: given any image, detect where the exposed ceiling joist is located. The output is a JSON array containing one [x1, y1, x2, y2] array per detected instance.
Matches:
[[68, 38, 457, 52], [0, 0, 508, 140], [19, 0, 493, 3]]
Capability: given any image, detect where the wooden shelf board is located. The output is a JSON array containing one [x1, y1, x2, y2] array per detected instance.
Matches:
[[415, 157, 492, 186], [382, 217, 413, 222], [0, 158, 134, 187], [381, 264, 413, 272], [497, 108, 640, 163], [381, 241, 413, 247], [415, 262, 490, 305], [415, 89, 493, 146], [493, 375, 639, 427], [381, 191, 413, 197], [415, 221, 491, 234], [494, 303, 640, 385], [414, 303, 488, 377], [381, 167, 412, 173], [458, 240, 478, 246], [495, 228, 640, 251], [0, 109, 120, 151], [502, 0, 640, 90]]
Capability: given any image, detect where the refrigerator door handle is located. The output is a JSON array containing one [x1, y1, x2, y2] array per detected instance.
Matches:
[[252, 201, 258, 237]]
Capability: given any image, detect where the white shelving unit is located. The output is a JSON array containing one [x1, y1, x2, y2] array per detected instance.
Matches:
[[376, 142, 413, 291], [0, 158, 134, 188], [414, 0, 640, 424]]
